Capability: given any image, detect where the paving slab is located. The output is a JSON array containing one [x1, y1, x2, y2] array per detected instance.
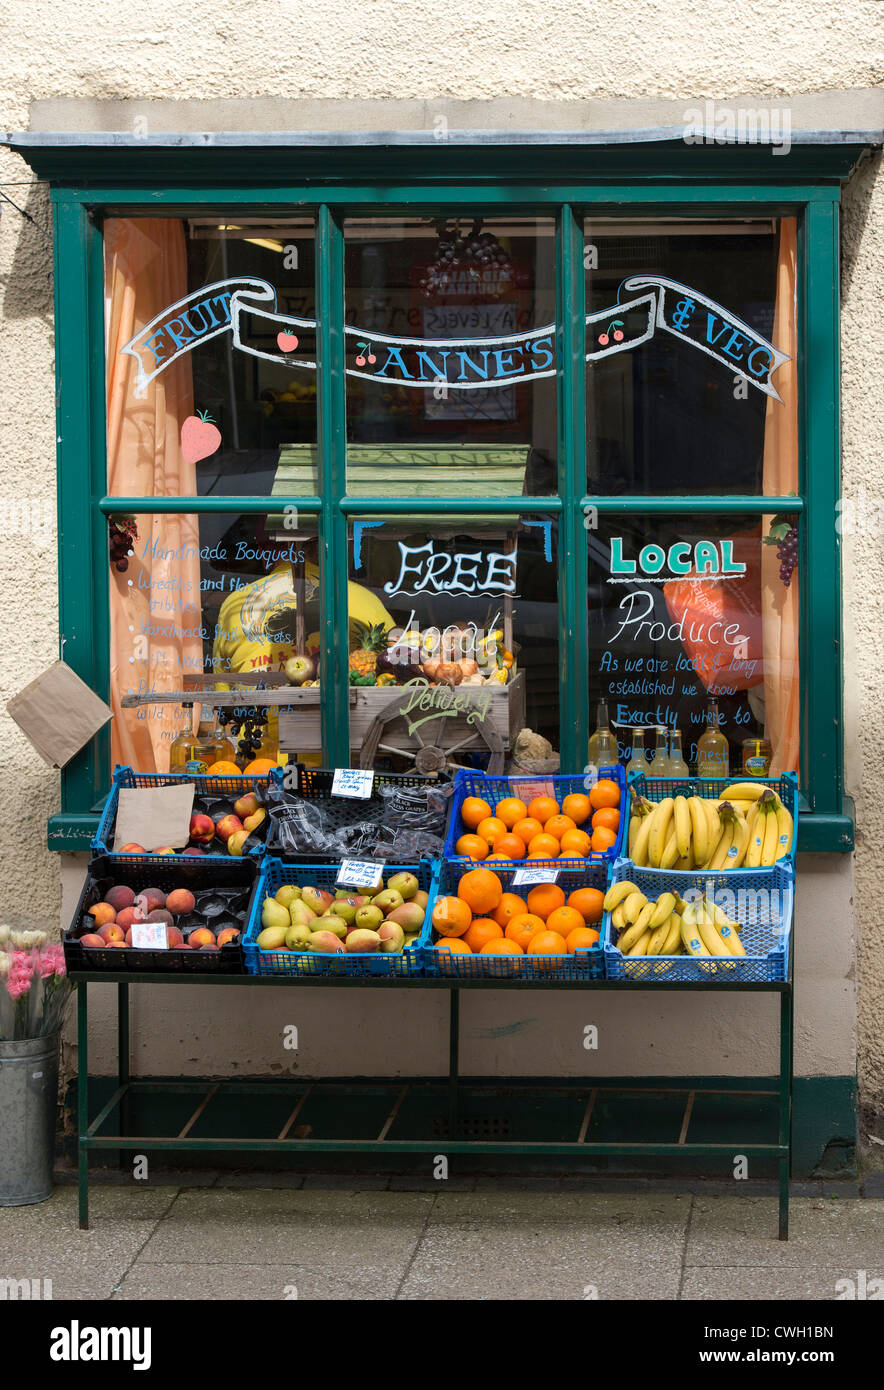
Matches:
[[113, 1260, 386, 1301], [136, 1187, 434, 1274], [682, 1264, 882, 1300], [0, 1187, 178, 1299], [687, 1197, 884, 1267]]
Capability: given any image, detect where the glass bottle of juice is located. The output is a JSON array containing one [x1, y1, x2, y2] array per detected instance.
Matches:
[[668, 728, 690, 777], [697, 698, 730, 779], [169, 703, 196, 773], [625, 727, 648, 776], [649, 726, 670, 776], [587, 699, 619, 767], [211, 710, 238, 765]]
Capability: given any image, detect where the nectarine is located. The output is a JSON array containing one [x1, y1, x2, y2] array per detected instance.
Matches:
[[104, 885, 135, 911], [87, 902, 116, 927], [165, 889, 196, 916], [79, 933, 105, 949], [97, 923, 125, 944], [187, 927, 215, 948]]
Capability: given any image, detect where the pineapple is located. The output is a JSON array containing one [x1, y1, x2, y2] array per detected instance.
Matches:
[[349, 621, 388, 677]]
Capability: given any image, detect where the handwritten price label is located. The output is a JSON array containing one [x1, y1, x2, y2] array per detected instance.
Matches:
[[331, 768, 375, 799], [511, 866, 561, 887], [336, 859, 385, 889], [131, 922, 168, 950]]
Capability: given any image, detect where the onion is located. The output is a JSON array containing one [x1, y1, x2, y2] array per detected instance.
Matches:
[[436, 662, 463, 686]]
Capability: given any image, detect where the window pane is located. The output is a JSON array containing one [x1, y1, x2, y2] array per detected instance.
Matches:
[[109, 510, 319, 771], [347, 516, 559, 773], [583, 218, 797, 495], [587, 512, 800, 778], [344, 217, 558, 495], [105, 217, 317, 498]]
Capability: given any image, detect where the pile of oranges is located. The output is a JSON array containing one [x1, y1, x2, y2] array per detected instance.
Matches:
[[431, 866, 604, 962], [454, 782, 622, 864]]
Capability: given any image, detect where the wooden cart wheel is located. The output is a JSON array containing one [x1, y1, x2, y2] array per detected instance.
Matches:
[[359, 690, 505, 774]]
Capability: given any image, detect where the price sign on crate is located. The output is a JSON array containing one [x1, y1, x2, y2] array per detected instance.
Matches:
[[512, 866, 560, 887], [131, 922, 169, 950], [331, 768, 375, 799], [336, 859, 385, 890]]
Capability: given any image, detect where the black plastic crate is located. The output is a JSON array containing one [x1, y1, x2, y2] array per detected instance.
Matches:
[[65, 855, 258, 974]]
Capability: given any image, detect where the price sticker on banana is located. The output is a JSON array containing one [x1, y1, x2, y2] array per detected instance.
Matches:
[[512, 866, 560, 887], [331, 768, 375, 799], [337, 859, 385, 890]]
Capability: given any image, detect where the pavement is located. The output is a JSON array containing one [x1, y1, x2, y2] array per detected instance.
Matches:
[[1, 1177, 882, 1300]]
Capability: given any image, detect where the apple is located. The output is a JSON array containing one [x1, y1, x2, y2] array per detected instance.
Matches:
[[214, 814, 243, 844], [233, 792, 259, 820], [189, 812, 216, 845]]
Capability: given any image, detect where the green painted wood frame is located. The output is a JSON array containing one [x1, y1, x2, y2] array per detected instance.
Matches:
[[46, 176, 853, 853]]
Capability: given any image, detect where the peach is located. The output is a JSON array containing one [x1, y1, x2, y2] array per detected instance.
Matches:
[[79, 933, 106, 949], [165, 925, 184, 948], [98, 922, 125, 944], [145, 909, 174, 930], [87, 902, 116, 927], [199, 943, 220, 952], [117, 843, 145, 854], [189, 812, 215, 845], [182, 847, 204, 856], [215, 927, 240, 947], [214, 814, 243, 843], [116, 906, 139, 930], [187, 927, 215, 948], [108, 941, 128, 948], [151, 846, 177, 855], [165, 889, 196, 917], [104, 885, 135, 911], [135, 888, 166, 916]]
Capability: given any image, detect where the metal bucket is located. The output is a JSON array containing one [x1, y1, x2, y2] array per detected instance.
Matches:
[[0, 1031, 60, 1206]]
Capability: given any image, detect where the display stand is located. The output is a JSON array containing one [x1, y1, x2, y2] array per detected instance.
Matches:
[[72, 964, 793, 1238]]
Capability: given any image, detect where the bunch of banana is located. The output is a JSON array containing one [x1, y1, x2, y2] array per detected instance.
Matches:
[[603, 879, 746, 958], [629, 783, 793, 870]]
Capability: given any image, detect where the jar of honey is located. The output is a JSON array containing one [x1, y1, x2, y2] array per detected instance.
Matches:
[[742, 737, 772, 777]]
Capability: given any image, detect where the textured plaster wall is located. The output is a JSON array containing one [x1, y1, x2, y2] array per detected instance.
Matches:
[[1, 1, 881, 1100]]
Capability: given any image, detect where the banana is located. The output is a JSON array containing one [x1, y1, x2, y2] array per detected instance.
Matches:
[[745, 801, 766, 868], [603, 880, 640, 912], [675, 853, 693, 871], [674, 795, 692, 858], [695, 913, 732, 956], [729, 799, 756, 816], [760, 803, 779, 866], [611, 903, 629, 930], [703, 798, 720, 852], [631, 809, 654, 868], [721, 782, 767, 802], [661, 913, 682, 955], [647, 920, 671, 956], [647, 798, 674, 868], [618, 919, 652, 954], [680, 906, 710, 957], [688, 796, 709, 865], [623, 891, 648, 924], [775, 801, 794, 860], [649, 891, 677, 929], [716, 922, 746, 957], [633, 901, 657, 934], [659, 825, 680, 870], [704, 896, 741, 934], [706, 820, 734, 871], [627, 796, 653, 858], [725, 806, 750, 869], [628, 929, 653, 956]]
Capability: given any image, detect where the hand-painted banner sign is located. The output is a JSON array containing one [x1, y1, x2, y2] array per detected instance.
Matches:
[[121, 274, 789, 402]]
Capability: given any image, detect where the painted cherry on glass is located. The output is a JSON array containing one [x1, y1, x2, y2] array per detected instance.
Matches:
[[180, 410, 222, 465]]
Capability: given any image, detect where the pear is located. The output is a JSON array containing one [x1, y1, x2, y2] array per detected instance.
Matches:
[[413, 890, 430, 909], [387, 871, 419, 901], [261, 897, 291, 931], [256, 925, 289, 950], [333, 897, 361, 924], [318, 914, 349, 940], [355, 903, 384, 932], [307, 930, 345, 953], [289, 900, 318, 929], [285, 923, 312, 950], [386, 902, 425, 932], [373, 888, 404, 914], [345, 929, 381, 953], [378, 922, 405, 953], [275, 884, 301, 908], [302, 886, 335, 915]]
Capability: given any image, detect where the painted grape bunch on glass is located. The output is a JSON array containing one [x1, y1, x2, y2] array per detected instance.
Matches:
[[419, 218, 514, 297], [765, 511, 799, 589]]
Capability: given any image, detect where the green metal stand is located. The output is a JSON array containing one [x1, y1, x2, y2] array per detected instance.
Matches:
[[72, 971, 793, 1239]]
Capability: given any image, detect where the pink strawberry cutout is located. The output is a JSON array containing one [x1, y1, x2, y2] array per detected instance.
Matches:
[[277, 332, 299, 353], [180, 411, 222, 465]]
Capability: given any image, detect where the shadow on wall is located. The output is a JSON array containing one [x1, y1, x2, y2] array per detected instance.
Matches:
[[0, 176, 54, 323]]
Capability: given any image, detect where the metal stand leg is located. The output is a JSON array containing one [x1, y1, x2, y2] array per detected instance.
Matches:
[[448, 988, 459, 1143], [118, 983, 129, 1171], [77, 983, 89, 1230], [778, 986, 793, 1240]]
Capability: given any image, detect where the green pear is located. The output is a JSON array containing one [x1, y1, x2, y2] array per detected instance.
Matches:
[[285, 923, 312, 950], [261, 897, 291, 931], [275, 884, 301, 908], [256, 925, 289, 950], [355, 903, 383, 932], [333, 897, 361, 924], [319, 914, 349, 940], [289, 900, 318, 928], [387, 871, 419, 901], [373, 888, 404, 914]]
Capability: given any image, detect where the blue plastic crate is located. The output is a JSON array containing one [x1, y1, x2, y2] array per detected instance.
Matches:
[[243, 858, 437, 977], [602, 857, 793, 983], [91, 764, 283, 865], [626, 771, 798, 871], [425, 859, 607, 981], [443, 766, 627, 871]]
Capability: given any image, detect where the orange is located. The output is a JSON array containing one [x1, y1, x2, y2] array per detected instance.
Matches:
[[495, 797, 528, 829], [590, 825, 617, 853], [461, 796, 493, 829], [559, 828, 592, 857], [527, 795, 559, 824], [564, 926, 600, 953], [561, 793, 592, 826], [505, 913, 546, 950], [512, 816, 544, 845], [493, 892, 528, 927], [464, 917, 504, 953], [494, 833, 527, 861], [242, 758, 278, 775], [545, 906, 586, 939], [527, 832, 561, 859], [435, 937, 472, 954], [486, 852, 513, 863], [457, 867, 503, 915], [527, 930, 568, 956], [476, 816, 507, 850], [455, 833, 489, 861], [431, 896, 472, 937], [526, 883, 566, 918], [480, 938, 524, 956], [206, 760, 244, 775], [591, 807, 621, 834], [543, 813, 577, 841], [589, 778, 621, 811], [567, 887, 605, 924]]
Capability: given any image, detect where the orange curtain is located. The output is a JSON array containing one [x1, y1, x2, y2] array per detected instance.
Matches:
[[105, 219, 202, 773], [761, 218, 800, 775]]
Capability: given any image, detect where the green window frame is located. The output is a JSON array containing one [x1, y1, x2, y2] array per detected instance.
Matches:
[[23, 138, 863, 853]]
